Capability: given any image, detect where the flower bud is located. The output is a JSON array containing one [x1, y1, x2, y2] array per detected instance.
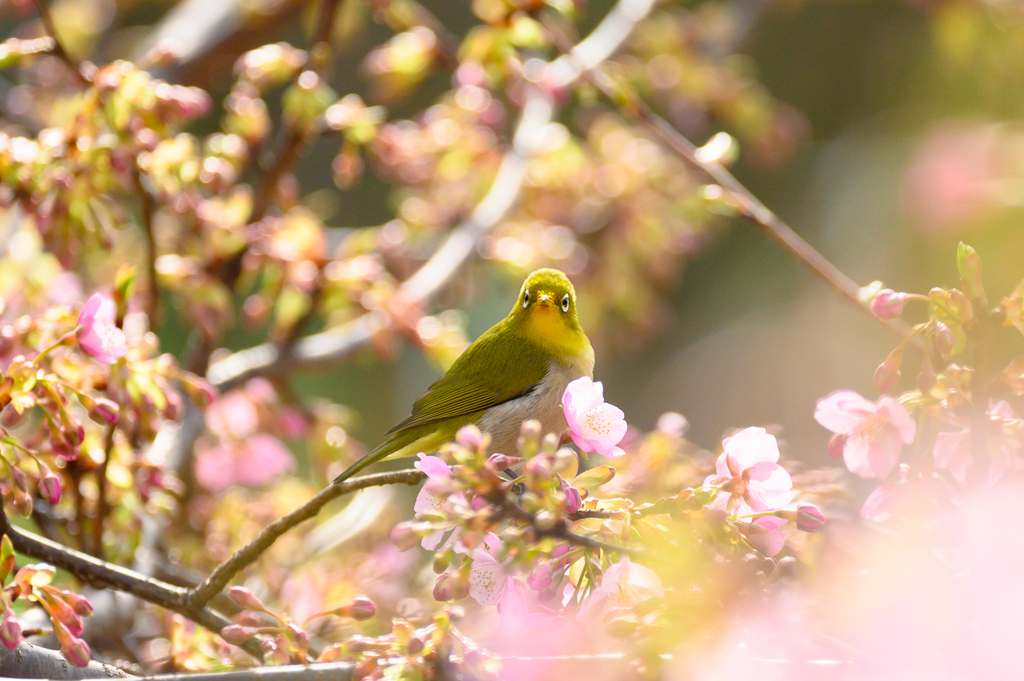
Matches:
[[433, 572, 457, 601], [487, 453, 512, 472], [220, 624, 257, 645], [527, 565, 552, 592], [933, 322, 955, 355], [456, 425, 485, 451], [61, 636, 90, 668], [871, 289, 906, 320], [60, 591, 93, 617], [406, 636, 425, 655], [227, 586, 267, 612], [232, 611, 263, 627], [0, 608, 21, 650], [287, 621, 310, 649], [45, 594, 83, 636], [336, 596, 376, 621], [12, 490, 32, 516], [390, 522, 422, 551], [795, 505, 826, 532], [559, 477, 582, 514], [525, 455, 553, 483], [874, 355, 901, 393], [38, 470, 61, 506], [88, 398, 119, 426], [828, 433, 847, 460], [692, 486, 719, 507], [432, 550, 451, 574]]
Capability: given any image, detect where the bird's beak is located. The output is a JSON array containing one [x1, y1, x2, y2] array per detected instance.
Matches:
[[537, 293, 555, 308]]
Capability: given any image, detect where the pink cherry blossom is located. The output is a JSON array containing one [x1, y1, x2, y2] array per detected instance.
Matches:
[[933, 401, 1024, 487], [562, 377, 627, 458], [77, 292, 127, 364], [860, 464, 957, 522], [467, 533, 528, 635], [577, 557, 664, 621], [413, 453, 461, 550], [703, 427, 793, 516], [814, 390, 916, 479], [195, 435, 295, 492]]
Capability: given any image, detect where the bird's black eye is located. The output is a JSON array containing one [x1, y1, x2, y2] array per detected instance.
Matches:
[[523, 290, 530, 309], [561, 294, 570, 312]]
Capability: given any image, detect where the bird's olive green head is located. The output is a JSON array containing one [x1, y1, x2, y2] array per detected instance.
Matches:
[[506, 269, 589, 359]]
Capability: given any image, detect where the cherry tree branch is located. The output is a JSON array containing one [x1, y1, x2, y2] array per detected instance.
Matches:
[[555, 46, 914, 340], [185, 469, 425, 609], [0, 640, 131, 679], [36, 0, 89, 84], [499, 498, 640, 556], [0, 507, 264, 660], [206, 0, 660, 391]]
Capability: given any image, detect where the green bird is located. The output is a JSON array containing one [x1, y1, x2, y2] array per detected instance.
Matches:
[[333, 268, 594, 484]]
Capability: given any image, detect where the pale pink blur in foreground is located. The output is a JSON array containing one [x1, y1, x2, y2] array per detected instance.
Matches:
[[673, 480, 1024, 680]]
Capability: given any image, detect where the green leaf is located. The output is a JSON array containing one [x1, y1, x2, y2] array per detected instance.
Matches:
[[0, 535, 14, 585], [573, 465, 615, 491], [957, 242, 985, 300]]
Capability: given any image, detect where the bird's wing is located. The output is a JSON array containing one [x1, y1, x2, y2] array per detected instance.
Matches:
[[384, 328, 549, 434]]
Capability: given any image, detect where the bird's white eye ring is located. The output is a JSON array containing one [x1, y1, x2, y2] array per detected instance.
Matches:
[[561, 294, 570, 312], [523, 290, 530, 309]]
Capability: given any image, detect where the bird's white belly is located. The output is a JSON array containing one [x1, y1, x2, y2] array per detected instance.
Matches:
[[478, 359, 592, 455]]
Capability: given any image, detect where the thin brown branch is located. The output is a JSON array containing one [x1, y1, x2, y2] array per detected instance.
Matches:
[[89, 425, 115, 559], [0, 507, 264, 660], [36, 0, 89, 85], [0, 640, 131, 679], [186, 469, 426, 609], [134, 168, 160, 323], [499, 498, 640, 556], [558, 46, 914, 341]]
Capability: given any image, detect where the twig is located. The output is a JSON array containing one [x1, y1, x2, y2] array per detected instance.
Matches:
[[555, 42, 914, 341], [134, 169, 160, 323], [76, 662, 356, 681], [90, 425, 115, 559], [206, 0, 660, 391], [0, 507, 264, 660], [186, 469, 425, 609], [36, 0, 89, 84], [500, 499, 640, 556]]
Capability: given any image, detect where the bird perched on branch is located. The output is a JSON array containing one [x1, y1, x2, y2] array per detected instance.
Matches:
[[333, 268, 594, 484]]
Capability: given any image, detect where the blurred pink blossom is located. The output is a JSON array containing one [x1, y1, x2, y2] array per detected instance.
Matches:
[[704, 427, 793, 516], [77, 292, 126, 364], [467, 533, 528, 635], [562, 377, 627, 458], [206, 390, 259, 440], [577, 556, 664, 621], [933, 400, 1024, 487], [814, 391, 915, 479], [902, 123, 998, 233], [747, 516, 787, 556], [195, 434, 295, 492]]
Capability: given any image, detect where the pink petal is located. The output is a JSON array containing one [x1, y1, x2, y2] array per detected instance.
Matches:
[[861, 483, 901, 522], [414, 453, 451, 480], [845, 427, 901, 479], [498, 579, 529, 635], [813, 390, 879, 435], [934, 430, 971, 486], [722, 427, 780, 470], [877, 396, 916, 444], [745, 462, 794, 512], [562, 377, 603, 425], [748, 516, 786, 556], [469, 554, 508, 606]]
